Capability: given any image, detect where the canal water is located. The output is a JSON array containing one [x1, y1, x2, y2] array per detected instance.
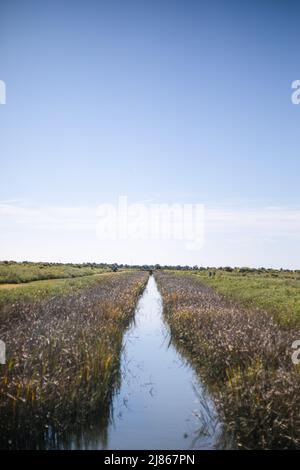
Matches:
[[67, 275, 222, 449], [100, 275, 221, 450]]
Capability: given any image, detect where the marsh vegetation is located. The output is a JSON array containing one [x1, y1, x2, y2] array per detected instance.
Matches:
[[1, 262, 299, 450], [155, 270, 300, 449], [0, 261, 110, 284], [0, 270, 148, 449]]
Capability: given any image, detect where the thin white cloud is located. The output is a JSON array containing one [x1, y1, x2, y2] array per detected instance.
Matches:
[[0, 201, 299, 268], [206, 206, 300, 237], [0, 202, 96, 231], [0, 201, 300, 237]]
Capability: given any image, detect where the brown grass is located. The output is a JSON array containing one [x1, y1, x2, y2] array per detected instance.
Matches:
[[155, 271, 300, 449], [0, 271, 148, 449]]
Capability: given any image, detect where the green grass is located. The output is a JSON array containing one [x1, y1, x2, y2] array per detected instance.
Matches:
[[0, 261, 108, 284], [0, 273, 111, 312], [186, 269, 300, 326]]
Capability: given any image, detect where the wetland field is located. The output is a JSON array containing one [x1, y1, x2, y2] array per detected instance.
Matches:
[[0, 263, 299, 449]]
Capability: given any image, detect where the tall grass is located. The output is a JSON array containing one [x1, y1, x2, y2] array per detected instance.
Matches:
[[155, 271, 300, 449], [192, 269, 300, 327], [0, 271, 148, 449], [0, 273, 114, 316], [0, 261, 108, 284]]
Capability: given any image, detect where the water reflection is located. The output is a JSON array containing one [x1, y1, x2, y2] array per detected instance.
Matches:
[[101, 275, 221, 450], [1, 276, 226, 449], [39, 276, 228, 450]]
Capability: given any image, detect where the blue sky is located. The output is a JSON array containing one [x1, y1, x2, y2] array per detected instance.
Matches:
[[0, 0, 300, 267]]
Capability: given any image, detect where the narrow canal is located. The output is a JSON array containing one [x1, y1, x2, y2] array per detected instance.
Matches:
[[102, 275, 220, 450], [67, 276, 224, 450]]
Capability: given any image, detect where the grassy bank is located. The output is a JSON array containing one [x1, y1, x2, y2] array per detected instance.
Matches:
[[0, 271, 148, 449], [155, 271, 300, 449], [190, 269, 300, 327], [0, 272, 115, 317], [0, 261, 109, 284]]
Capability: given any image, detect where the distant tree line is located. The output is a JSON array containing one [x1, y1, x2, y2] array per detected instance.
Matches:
[[0, 260, 299, 275]]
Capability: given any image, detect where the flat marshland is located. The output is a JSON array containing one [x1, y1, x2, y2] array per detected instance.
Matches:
[[194, 268, 300, 327], [1, 262, 300, 450], [0, 269, 148, 448], [0, 261, 108, 284], [155, 270, 300, 449]]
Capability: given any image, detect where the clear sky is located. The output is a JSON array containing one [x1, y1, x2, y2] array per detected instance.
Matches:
[[0, 0, 300, 268]]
